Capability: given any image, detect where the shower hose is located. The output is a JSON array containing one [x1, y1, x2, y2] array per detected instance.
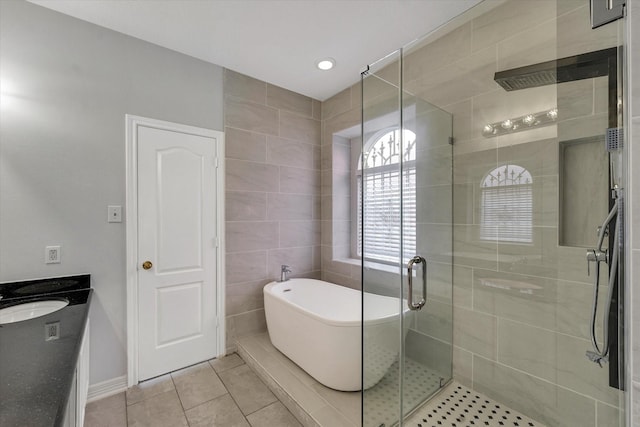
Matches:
[[588, 199, 619, 363]]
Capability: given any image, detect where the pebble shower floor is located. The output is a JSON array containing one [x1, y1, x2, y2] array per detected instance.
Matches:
[[406, 382, 545, 427]]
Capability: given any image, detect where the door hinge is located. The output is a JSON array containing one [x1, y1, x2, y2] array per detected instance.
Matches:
[[213, 237, 219, 248], [591, 0, 625, 29], [213, 157, 219, 168], [448, 136, 455, 145]]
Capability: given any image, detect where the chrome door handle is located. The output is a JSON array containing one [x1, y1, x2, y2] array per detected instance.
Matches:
[[407, 255, 427, 311]]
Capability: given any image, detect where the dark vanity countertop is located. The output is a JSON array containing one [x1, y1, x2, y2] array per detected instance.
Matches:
[[0, 275, 92, 427]]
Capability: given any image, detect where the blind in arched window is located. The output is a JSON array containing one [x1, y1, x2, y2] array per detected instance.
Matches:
[[480, 164, 533, 243], [357, 129, 416, 264]]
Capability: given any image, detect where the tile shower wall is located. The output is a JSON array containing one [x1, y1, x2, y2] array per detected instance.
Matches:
[[317, 1, 628, 426], [396, 2, 623, 426], [320, 86, 362, 289], [223, 70, 322, 351]]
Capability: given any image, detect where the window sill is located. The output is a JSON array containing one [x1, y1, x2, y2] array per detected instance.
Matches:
[[333, 257, 402, 275]]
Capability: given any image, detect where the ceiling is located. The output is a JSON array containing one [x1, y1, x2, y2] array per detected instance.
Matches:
[[28, 0, 482, 101]]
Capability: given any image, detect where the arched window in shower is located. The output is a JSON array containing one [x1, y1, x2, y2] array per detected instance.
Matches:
[[357, 128, 417, 264], [480, 164, 533, 243]]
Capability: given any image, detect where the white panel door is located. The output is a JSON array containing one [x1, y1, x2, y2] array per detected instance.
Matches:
[[137, 124, 218, 381]]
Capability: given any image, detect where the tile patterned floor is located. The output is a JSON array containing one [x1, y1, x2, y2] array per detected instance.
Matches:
[[363, 358, 442, 427], [85, 340, 544, 427], [237, 333, 546, 427], [405, 382, 545, 427], [83, 353, 301, 427]]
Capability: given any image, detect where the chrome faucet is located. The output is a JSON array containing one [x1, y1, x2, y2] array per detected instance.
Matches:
[[280, 265, 292, 282]]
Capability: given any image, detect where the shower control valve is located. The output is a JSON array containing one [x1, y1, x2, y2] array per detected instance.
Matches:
[[596, 225, 608, 238], [586, 249, 608, 276]]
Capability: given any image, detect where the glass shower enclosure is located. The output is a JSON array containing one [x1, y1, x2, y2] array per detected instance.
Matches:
[[360, 1, 626, 426], [361, 48, 454, 427]]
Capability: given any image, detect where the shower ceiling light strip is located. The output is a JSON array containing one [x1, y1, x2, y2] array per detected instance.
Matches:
[[482, 108, 558, 138]]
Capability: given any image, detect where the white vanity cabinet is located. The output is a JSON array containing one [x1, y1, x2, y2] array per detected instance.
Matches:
[[62, 319, 90, 427]]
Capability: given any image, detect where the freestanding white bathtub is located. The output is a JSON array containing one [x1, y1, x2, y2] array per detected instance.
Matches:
[[263, 278, 409, 391]]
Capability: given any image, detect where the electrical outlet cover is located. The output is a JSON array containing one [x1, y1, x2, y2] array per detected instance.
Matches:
[[45, 246, 61, 264]]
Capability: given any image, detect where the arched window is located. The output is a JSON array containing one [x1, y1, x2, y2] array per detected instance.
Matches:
[[480, 164, 533, 243], [357, 129, 417, 264]]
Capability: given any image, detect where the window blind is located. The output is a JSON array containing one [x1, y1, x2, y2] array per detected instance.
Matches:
[[480, 165, 533, 243], [357, 164, 416, 264]]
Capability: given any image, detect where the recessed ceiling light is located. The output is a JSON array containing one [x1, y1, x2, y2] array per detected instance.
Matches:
[[316, 58, 335, 71]]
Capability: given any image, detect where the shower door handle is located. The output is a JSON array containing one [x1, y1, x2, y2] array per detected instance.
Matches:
[[407, 255, 427, 311]]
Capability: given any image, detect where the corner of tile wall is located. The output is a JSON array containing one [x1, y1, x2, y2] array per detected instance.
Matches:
[[318, 86, 363, 292], [223, 68, 321, 350]]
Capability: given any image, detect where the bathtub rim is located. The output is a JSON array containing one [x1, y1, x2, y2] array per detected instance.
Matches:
[[264, 278, 407, 328]]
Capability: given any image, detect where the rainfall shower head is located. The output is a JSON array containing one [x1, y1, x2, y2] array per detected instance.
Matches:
[[494, 47, 617, 91], [495, 69, 558, 91]]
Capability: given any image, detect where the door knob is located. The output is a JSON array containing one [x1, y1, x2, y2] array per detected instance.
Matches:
[[142, 261, 153, 270]]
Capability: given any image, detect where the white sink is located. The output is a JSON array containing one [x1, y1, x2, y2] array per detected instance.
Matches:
[[0, 299, 69, 324]]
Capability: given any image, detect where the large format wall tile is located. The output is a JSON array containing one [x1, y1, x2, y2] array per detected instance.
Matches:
[[473, 268, 557, 331], [404, 23, 472, 85], [473, 356, 597, 427], [280, 111, 321, 144], [452, 346, 473, 388], [224, 71, 321, 350], [226, 280, 267, 316], [226, 191, 267, 221], [498, 319, 556, 382], [279, 220, 320, 248], [497, 19, 556, 71], [415, 299, 452, 343], [453, 306, 497, 359], [556, 334, 621, 405], [226, 97, 279, 136], [226, 159, 279, 192], [226, 251, 267, 285], [321, 88, 352, 121], [471, 0, 556, 53], [267, 84, 313, 117], [412, 46, 497, 107], [557, 4, 618, 59], [226, 221, 279, 253], [267, 246, 314, 279], [266, 136, 314, 169], [225, 69, 266, 104], [267, 193, 313, 220], [279, 166, 320, 195], [225, 127, 267, 162]]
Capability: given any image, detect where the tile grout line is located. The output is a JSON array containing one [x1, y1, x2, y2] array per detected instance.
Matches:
[[216, 363, 251, 423], [237, 342, 316, 426], [168, 371, 191, 426]]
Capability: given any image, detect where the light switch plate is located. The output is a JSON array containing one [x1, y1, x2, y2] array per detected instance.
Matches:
[[108, 205, 122, 223]]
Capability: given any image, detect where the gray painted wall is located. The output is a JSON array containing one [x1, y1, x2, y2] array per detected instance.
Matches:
[[0, 0, 223, 385]]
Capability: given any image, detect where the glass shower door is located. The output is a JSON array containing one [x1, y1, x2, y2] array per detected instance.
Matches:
[[361, 49, 453, 427], [400, 89, 454, 420]]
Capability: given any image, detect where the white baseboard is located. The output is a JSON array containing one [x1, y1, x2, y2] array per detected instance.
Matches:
[[87, 375, 128, 403]]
